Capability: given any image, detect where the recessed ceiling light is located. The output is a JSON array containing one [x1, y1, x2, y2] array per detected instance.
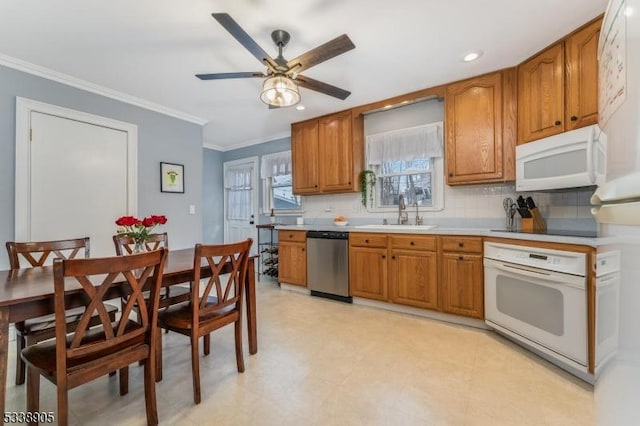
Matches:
[[383, 104, 393, 109], [463, 51, 483, 62], [296, 105, 305, 111], [624, 6, 634, 16]]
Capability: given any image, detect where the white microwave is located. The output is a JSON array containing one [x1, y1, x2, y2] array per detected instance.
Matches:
[[516, 124, 607, 191]]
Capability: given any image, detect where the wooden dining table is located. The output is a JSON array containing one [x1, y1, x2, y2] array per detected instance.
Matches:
[[0, 248, 258, 422]]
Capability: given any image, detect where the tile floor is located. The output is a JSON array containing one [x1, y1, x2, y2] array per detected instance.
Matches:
[[4, 279, 594, 425]]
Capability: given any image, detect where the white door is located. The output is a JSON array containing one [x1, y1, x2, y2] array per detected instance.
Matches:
[[15, 98, 137, 259], [223, 157, 259, 256]]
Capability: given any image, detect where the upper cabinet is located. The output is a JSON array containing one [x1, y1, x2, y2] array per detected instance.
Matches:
[[565, 18, 601, 131], [291, 110, 364, 195], [445, 69, 516, 185], [518, 17, 602, 144]]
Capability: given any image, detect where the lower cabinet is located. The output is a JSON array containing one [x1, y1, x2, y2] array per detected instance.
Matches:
[[278, 230, 307, 286], [389, 235, 439, 310], [349, 233, 388, 301], [347, 233, 484, 320], [440, 237, 484, 319]]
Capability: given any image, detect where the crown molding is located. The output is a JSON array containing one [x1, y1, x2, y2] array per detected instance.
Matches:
[[203, 131, 292, 152], [0, 53, 208, 126]]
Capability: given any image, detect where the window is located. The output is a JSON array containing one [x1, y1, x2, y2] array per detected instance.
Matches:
[[261, 151, 303, 214], [366, 122, 444, 211]]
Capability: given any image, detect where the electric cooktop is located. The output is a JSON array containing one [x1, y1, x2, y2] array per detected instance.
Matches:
[[490, 229, 599, 238]]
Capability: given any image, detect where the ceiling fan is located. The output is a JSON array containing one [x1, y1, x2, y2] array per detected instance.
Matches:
[[196, 13, 355, 108]]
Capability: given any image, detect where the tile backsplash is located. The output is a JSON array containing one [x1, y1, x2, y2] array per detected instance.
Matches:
[[295, 183, 597, 231]]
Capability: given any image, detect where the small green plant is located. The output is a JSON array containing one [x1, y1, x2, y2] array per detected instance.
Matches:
[[360, 170, 376, 207]]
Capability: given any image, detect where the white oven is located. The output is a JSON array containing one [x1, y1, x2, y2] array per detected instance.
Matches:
[[484, 242, 588, 368]]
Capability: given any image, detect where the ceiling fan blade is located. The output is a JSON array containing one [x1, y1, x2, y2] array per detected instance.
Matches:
[[196, 72, 265, 80], [212, 13, 276, 69], [295, 75, 351, 100], [286, 34, 355, 74]]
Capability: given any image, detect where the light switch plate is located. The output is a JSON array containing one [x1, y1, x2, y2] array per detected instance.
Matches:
[[189, 205, 195, 214]]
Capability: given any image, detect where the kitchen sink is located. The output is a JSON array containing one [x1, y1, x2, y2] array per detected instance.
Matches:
[[354, 224, 437, 231]]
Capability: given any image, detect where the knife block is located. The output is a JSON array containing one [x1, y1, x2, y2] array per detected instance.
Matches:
[[521, 208, 546, 232]]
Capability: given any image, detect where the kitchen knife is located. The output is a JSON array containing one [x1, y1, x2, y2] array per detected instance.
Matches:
[[525, 196, 536, 209], [516, 196, 532, 217]]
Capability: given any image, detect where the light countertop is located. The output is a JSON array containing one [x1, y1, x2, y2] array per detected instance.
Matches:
[[275, 224, 607, 247]]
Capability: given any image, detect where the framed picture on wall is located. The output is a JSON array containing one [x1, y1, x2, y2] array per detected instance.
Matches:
[[160, 162, 185, 193]]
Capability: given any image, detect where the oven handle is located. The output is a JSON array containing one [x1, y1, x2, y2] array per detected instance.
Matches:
[[484, 258, 586, 289]]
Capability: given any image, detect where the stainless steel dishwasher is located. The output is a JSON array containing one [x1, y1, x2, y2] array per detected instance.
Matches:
[[306, 230, 351, 303]]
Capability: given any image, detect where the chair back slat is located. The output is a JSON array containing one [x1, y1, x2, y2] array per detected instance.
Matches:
[[6, 237, 90, 269], [112, 233, 168, 255], [53, 249, 167, 363], [193, 240, 252, 317]]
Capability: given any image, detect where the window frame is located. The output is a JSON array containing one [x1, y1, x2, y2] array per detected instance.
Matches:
[[365, 157, 444, 213], [261, 151, 303, 215]]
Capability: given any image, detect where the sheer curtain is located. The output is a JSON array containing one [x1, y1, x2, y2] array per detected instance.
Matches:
[[225, 164, 253, 220], [366, 121, 444, 164], [260, 150, 292, 179]]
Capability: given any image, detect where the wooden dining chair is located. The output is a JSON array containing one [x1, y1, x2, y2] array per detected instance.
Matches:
[[158, 239, 253, 404], [5, 238, 118, 386], [113, 233, 190, 378], [21, 249, 168, 426], [113, 233, 190, 314]]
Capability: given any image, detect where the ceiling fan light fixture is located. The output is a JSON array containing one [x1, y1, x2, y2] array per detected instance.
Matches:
[[260, 75, 300, 107]]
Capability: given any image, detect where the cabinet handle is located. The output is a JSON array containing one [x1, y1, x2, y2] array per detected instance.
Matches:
[[382, 255, 386, 259], [555, 120, 561, 126], [289, 234, 293, 238], [314, 185, 318, 188], [458, 242, 464, 248], [365, 239, 369, 243], [448, 173, 453, 177], [392, 256, 396, 260], [302, 248, 305, 252], [571, 116, 578, 121], [410, 241, 415, 246], [348, 181, 351, 185], [458, 256, 464, 261]]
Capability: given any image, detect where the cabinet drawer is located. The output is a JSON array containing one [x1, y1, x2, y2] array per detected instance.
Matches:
[[350, 233, 388, 248], [390, 235, 437, 251], [278, 230, 307, 243], [441, 236, 482, 253]]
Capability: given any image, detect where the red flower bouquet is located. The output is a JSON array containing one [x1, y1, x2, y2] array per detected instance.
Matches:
[[115, 215, 167, 245]]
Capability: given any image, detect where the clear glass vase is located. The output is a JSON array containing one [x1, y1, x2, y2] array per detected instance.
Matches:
[[133, 240, 145, 253]]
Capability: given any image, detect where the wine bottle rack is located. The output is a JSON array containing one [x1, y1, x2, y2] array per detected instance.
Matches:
[[256, 224, 278, 279]]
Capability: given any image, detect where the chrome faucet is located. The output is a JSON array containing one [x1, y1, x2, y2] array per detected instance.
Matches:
[[415, 202, 423, 225], [397, 194, 408, 224]]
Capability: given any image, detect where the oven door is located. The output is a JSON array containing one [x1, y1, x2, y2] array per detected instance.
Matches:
[[484, 258, 587, 365]]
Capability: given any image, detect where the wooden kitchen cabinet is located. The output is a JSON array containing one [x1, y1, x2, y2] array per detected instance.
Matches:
[[440, 237, 484, 319], [388, 235, 438, 309], [291, 110, 364, 195], [349, 233, 388, 301], [565, 17, 601, 131], [518, 17, 602, 143], [445, 69, 516, 185], [291, 120, 320, 194], [278, 230, 307, 286]]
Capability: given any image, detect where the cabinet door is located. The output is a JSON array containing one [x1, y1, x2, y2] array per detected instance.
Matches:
[[291, 120, 320, 194], [441, 253, 483, 319], [349, 246, 387, 301], [518, 42, 565, 143], [389, 249, 438, 310], [446, 72, 504, 184], [278, 241, 307, 286], [566, 18, 601, 131], [319, 111, 354, 192]]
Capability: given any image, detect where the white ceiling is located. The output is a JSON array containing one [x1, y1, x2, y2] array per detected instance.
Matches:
[[0, 0, 607, 151]]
